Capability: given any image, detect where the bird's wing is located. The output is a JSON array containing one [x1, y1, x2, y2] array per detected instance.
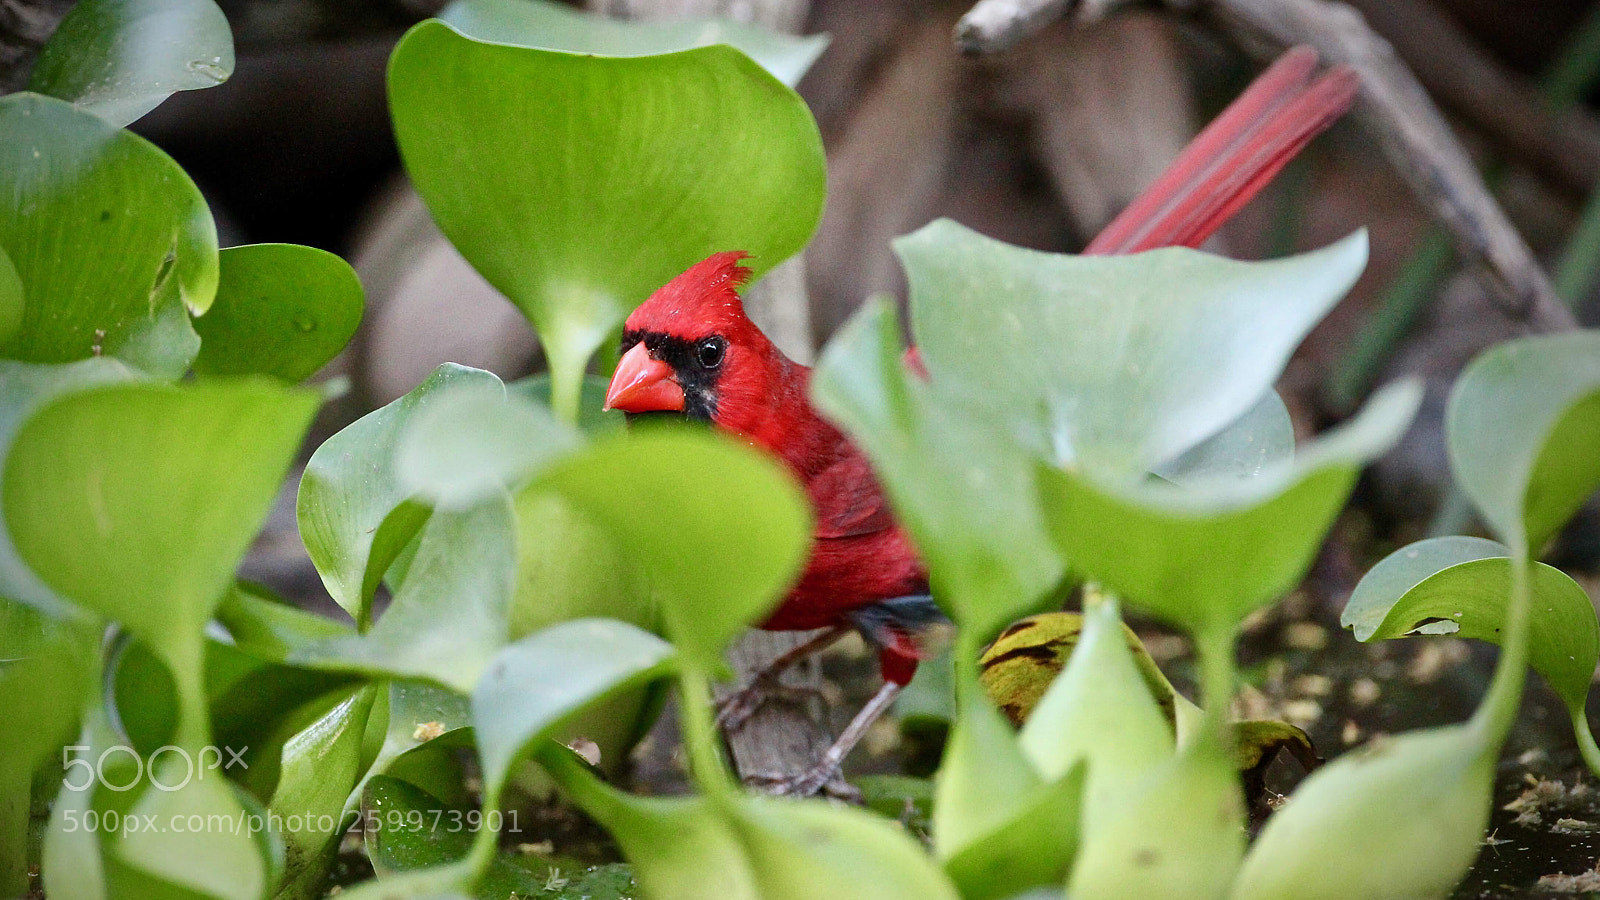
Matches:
[[807, 452, 897, 539]]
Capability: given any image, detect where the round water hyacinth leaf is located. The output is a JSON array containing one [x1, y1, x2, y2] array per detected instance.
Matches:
[[298, 363, 502, 624], [1152, 389, 1294, 484], [192, 243, 364, 382], [1232, 724, 1493, 900], [1066, 737, 1243, 899], [396, 381, 581, 510], [940, 762, 1085, 900], [473, 619, 674, 804], [897, 220, 1367, 477], [1447, 330, 1600, 553], [3, 379, 318, 666], [812, 299, 1063, 638], [1344, 536, 1598, 712], [295, 494, 518, 693], [534, 430, 810, 669], [0, 358, 138, 617], [269, 686, 377, 896], [539, 746, 960, 900], [1016, 600, 1174, 827], [28, 0, 233, 127], [388, 21, 824, 418], [0, 94, 216, 371], [438, 0, 827, 87], [1039, 380, 1420, 633], [120, 767, 268, 899]]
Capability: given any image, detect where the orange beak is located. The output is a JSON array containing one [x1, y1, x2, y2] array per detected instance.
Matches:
[[604, 342, 685, 413]]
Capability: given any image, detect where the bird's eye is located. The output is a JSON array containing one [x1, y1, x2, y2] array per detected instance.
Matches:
[[696, 337, 726, 369]]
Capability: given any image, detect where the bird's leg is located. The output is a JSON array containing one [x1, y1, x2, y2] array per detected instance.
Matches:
[[753, 679, 903, 800], [715, 625, 851, 732]]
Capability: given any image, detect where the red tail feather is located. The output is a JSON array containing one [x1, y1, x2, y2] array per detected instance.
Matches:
[[1083, 46, 1359, 256]]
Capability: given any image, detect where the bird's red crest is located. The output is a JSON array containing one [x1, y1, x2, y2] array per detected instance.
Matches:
[[625, 251, 754, 338]]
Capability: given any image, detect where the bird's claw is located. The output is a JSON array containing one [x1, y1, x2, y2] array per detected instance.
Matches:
[[745, 767, 861, 803], [714, 676, 823, 732]]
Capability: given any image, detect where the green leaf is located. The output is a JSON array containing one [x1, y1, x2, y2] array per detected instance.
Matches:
[[215, 580, 354, 660], [1017, 600, 1175, 826], [896, 220, 1367, 477], [1446, 330, 1600, 553], [540, 746, 960, 900], [120, 765, 268, 899], [0, 93, 216, 372], [3, 379, 318, 669], [0, 358, 138, 618], [354, 680, 474, 808], [941, 763, 1085, 900], [438, 0, 827, 87], [534, 430, 810, 670], [0, 603, 94, 787], [0, 245, 20, 347], [191, 243, 364, 382], [1066, 737, 1244, 899], [1037, 380, 1421, 633], [294, 494, 518, 693], [932, 687, 1048, 861], [28, 0, 233, 126], [298, 363, 500, 624], [811, 299, 1063, 636], [508, 373, 622, 436], [269, 686, 377, 898], [397, 379, 582, 510], [472, 618, 673, 805], [1344, 536, 1598, 712], [388, 21, 825, 418], [1232, 725, 1493, 900], [1152, 390, 1294, 484], [507, 486, 660, 775], [365, 774, 638, 899]]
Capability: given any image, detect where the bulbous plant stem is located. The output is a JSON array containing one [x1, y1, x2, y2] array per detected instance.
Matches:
[[1193, 624, 1239, 746], [677, 663, 739, 802]]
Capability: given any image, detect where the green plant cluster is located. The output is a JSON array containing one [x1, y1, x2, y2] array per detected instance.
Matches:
[[3, 1, 1600, 898]]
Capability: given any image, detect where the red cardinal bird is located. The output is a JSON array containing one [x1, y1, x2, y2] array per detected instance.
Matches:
[[604, 46, 1358, 796]]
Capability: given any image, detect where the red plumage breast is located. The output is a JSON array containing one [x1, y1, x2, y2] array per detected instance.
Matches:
[[760, 525, 929, 632]]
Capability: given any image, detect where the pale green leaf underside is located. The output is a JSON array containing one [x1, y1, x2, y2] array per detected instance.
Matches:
[[898, 220, 1368, 478], [438, 0, 827, 87], [1039, 380, 1421, 631], [28, 0, 234, 127], [1446, 330, 1600, 553], [1343, 535, 1598, 712]]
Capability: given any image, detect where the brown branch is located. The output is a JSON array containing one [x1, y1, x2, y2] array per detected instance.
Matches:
[[953, 0, 1578, 333], [1189, 0, 1576, 332], [1342, 0, 1600, 200], [954, 0, 1075, 54]]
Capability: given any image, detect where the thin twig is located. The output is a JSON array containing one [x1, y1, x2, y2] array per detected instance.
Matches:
[[1343, 0, 1600, 200], [1191, 0, 1575, 331], [962, 0, 1577, 332], [954, 0, 1075, 54]]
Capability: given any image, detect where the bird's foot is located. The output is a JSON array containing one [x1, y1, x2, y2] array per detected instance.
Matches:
[[714, 675, 823, 732], [745, 766, 861, 803]]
